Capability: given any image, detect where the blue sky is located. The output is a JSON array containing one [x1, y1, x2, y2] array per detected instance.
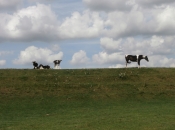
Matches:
[[1, 0, 175, 69]]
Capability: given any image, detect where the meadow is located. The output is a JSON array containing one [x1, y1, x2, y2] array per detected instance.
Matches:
[[1, 68, 175, 129]]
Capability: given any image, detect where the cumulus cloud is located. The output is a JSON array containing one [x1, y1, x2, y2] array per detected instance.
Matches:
[[156, 6, 175, 34], [13, 46, 63, 65], [148, 55, 175, 67], [70, 50, 90, 66], [0, 4, 59, 42], [1, 2, 175, 42], [159, 57, 174, 67], [100, 37, 122, 53], [82, 0, 175, 38], [0, 4, 104, 42], [59, 10, 104, 39], [0, 60, 6, 66], [92, 52, 124, 65], [111, 11, 153, 38], [109, 64, 124, 68]]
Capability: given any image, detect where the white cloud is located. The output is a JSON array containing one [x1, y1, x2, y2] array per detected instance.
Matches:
[[92, 52, 123, 65], [156, 6, 175, 34], [83, 0, 175, 38], [103, 9, 157, 38], [0, 4, 59, 42], [147, 55, 175, 67], [1, 2, 175, 42], [59, 10, 104, 39], [159, 57, 175, 67], [0, 60, 6, 66], [100, 37, 122, 53], [13, 46, 63, 65], [0, 5, 104, 41], [149, 35, 164, 47], [109, 64, 124, 68], [70, 50, 90, 66]]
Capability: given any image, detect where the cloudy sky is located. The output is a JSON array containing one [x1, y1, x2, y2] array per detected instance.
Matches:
[[1, 0, 175, 69]]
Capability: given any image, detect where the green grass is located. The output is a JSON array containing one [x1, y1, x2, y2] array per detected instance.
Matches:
[[1, 68, 175, 129]]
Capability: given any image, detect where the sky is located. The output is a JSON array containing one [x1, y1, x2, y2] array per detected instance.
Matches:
[[1, 0, 175, 69]]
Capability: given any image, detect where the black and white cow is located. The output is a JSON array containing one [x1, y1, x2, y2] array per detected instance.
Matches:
[[125, 55, 149, 68], [43, 65, 50, 69], [32, 61, 38, 69], [38, 64, 50, 69], [53, 60, 62, 69]]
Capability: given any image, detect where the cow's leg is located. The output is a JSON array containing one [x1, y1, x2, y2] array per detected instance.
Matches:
[[138, 60, 140, 68], [125, 56, 128, 68], [126, 60, 129, 68]]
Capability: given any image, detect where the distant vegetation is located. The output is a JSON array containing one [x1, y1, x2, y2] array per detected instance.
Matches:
[[1, 68, 175, 129]]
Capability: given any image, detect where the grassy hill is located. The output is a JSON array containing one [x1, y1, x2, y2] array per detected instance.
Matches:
[[1, 68, 175, 129], [1, 68, 175, 100]]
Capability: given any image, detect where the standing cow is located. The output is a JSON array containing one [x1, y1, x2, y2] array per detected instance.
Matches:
[[53, 60, 62, 69], [125, 55, 149, 68], [32, 61, 38, 69]]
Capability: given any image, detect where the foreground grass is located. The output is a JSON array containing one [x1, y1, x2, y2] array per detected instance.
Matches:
[[1, 98, 175, 130], [1, 68, 175, 129]]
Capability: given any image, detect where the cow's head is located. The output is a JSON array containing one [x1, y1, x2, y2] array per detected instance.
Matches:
[[53, 60, 62, 64], [145, 56, 149, 62]]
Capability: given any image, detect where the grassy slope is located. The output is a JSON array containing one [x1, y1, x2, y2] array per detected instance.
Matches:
[[1, 68, 175, 129]]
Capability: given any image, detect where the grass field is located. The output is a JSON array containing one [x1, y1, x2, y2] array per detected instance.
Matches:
[[1, 68, 175, 129]]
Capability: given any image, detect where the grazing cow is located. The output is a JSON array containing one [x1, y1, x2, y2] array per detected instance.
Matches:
[[53, 60, 62, 69], [125, 55, 149, 68], [32, 61, 38, 69]]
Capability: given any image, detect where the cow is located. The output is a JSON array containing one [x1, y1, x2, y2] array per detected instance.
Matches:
[[42, 65, 50, 69], [38, 64, 50, 69], [38, 64, 44, 69], [32, 61, 38, 69], [125, 55, 149, 68], [53, 60, 62, 69]]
